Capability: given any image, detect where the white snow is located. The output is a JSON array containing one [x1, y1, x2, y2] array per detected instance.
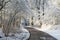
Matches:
[[0, 28, 4, 37], [14, 28, 30, 40], [44, 30, 60, 40], [0, 27, 30, 40]]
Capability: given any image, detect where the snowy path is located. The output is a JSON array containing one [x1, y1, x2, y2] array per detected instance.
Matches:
[[25, 27, 57, 40], [33, 27, 60, 40]]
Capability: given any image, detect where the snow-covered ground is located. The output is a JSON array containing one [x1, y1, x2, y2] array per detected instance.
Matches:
[[0, 27, 30, 40], [33, 25, 60, 40]]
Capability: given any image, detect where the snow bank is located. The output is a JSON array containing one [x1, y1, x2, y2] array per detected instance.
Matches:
[[0, 27, 30, 40], [50, 25, 60, 30], [40, 24, 53, 30], [0, 28, 4, 37], [44, 30, 60, 40]]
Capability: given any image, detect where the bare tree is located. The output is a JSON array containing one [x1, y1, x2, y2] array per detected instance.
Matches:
[[0, 0, 10, 10], [1, 0, 32, 37]]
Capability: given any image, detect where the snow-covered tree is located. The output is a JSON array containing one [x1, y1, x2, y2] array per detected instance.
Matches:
[[0, 0, 32, 37]]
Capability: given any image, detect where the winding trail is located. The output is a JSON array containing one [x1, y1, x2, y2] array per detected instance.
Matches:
[[25, 27, 57, 40]]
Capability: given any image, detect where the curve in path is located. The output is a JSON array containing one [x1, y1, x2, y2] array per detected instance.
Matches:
[[25, 27, 57, 40]]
